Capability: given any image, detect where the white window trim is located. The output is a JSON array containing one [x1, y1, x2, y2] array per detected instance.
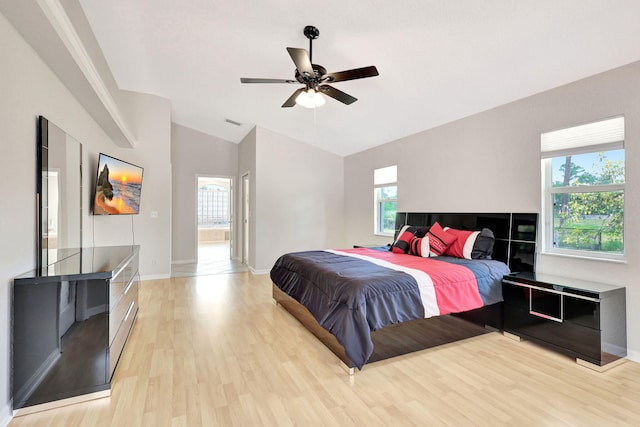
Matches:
[[373, 165, 397, 237], [542, 177, 625, 261], [373, 184, 397, 237], [549, 183, 625, 194], [540, 144, 625, 262]]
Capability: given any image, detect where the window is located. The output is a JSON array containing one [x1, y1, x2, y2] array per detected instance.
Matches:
[[541, 117, 625, 259], [198, 183, 230, 228], [374, 165, 397, 236]]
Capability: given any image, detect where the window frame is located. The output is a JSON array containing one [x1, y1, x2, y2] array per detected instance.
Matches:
[[373, 165, 397, 237], [541, 118, 625, 261]]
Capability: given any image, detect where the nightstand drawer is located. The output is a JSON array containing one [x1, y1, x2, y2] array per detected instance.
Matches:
[[530, 288, 561, 322], [504, 305, 601, 362], [564, 297, 599, 329], [504, 280, 600, 328]]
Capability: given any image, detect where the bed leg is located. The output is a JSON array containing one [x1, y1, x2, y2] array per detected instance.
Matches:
[[340, 362, 355, 376], [503, 331, 521, 341]]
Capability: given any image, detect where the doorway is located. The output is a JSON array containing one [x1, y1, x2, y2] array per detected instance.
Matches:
[[196, 176, 233, 268], [172, 176, 247, 277]]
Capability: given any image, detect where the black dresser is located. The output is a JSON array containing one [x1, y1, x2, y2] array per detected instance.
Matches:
[[502, 272, 626, 370], [12, 245, 140, 415]]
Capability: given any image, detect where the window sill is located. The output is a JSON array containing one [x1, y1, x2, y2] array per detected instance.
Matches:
[[374, 232, 393, 238], [540, 250, 626, 264]]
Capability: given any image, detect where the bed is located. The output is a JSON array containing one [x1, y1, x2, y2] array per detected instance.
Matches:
[[271, 212, 538, 372]]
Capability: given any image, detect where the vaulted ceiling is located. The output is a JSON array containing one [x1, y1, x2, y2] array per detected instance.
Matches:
[[17, 1, 640, 156]]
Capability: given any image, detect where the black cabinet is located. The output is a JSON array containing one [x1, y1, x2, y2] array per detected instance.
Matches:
[[502, 273, 626, 370], [353, 244, 390, 250], [12, 246, 140, 414]]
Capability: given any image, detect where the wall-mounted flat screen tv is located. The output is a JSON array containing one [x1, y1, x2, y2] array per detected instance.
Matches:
[[93, 153, 144, 215]]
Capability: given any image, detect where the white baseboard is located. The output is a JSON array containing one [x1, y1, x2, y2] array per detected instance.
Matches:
[[0, 402, 12, 427], [626, 349, 640, 363], [140, 273, 171, 281], [171, 259, 196, 265], [248, 267, 270, 275]]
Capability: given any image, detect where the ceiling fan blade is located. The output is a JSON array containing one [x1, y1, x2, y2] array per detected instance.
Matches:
[[319, 85, 357, 105], [282, 88, 305, 108], [241, 77, 297, 84], [322, 66, 379, 83], [286, 47, 314, 77]]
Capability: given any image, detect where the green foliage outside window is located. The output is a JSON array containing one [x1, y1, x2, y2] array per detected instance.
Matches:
[[552, 152, 624, 253], [380, 201, 397, 235], [376, 184, 397, 235]]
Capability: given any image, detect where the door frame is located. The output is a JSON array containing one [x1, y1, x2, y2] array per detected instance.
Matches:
[[241, 172, 250, 265], [195, 174, 234, 261]]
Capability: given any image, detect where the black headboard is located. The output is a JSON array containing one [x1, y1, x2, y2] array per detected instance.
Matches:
[[395, 212, 538, 273]]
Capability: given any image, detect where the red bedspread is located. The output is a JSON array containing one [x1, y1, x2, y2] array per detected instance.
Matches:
[[335, 248, 484, 316]]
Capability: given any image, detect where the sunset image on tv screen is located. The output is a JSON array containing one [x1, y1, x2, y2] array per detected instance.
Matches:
[[94, 154, 143, 215]]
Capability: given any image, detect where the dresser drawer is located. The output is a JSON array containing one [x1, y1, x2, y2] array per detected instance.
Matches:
[[109, 294, 138, 378], [109, 252, 139, 307], [109, 274, 139, 344]]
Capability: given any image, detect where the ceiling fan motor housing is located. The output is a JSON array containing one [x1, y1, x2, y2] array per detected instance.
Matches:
[[295, 64, 327, 86]]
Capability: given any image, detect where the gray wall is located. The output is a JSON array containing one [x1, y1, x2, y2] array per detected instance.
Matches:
[[253, 127, 345, 272], [0, 11, 105, 422], [238, 128, 257, 267], [159, 118, 346, 355], [344, 60, 640, 362], [171, 123, 238, 263], [89, 90, 173, 279]]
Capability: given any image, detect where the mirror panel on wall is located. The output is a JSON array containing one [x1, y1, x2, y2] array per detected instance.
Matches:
[[37, 116, 83, 269], [12, 117, 117, 412]]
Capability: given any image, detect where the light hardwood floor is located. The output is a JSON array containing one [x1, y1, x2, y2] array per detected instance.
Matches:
[[171, 242, 248, 277], [9, 272, 640, 426]]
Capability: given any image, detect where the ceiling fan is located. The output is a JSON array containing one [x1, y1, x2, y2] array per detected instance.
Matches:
[[240, 25, 379, 108]]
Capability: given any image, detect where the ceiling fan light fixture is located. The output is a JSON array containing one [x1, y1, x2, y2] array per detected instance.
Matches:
[[295, 88, 326, 108]]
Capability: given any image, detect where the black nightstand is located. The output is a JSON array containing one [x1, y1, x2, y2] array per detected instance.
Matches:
[[353, 244, 391, 251], [502, 272, 626, 371]]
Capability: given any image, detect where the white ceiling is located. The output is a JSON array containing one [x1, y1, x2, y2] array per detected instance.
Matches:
[[78, 0, 640, 156]]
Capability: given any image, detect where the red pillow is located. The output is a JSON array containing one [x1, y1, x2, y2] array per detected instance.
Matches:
[[427, 222, 457, 256], [409, 236, 430, 257], [392, 226, 418, 254], [444, 228, 480, 259]]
